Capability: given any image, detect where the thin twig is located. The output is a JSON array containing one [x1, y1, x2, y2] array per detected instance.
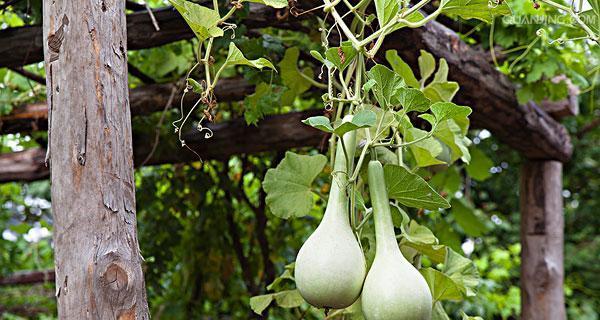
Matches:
[[576, 117, 600, 138], [140, 85, 178, 166], [143, 1, 160, 31]]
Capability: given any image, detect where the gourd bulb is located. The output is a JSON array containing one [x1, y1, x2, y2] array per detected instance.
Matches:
[[294, 117, 366, 309]]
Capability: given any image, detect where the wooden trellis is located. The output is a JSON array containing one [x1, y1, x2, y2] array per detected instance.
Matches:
[[0, 2, 576, 319]]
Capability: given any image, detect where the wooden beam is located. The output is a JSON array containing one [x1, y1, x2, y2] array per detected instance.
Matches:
[[0, 5, 303, 69], [0, 78, 253, 134], [0, 269, 55, 286], [520, 161, 566, 320], [0, 4, 573, 162], [0, 110, 326, 183]]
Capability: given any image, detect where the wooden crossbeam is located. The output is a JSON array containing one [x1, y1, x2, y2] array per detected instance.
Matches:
[[0, 110, 326, 183]]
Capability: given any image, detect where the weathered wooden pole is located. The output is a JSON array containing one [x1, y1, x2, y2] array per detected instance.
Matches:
[[520, 161, 566, 320], [43, 0, 149, 318]]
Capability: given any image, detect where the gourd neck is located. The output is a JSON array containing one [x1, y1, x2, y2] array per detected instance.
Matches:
[[322, 124, 356, 225], [368, 161, 400, 255]]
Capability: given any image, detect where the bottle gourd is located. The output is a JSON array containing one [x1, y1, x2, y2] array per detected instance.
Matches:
[[361, 160, 432, 320], [294, 118, 366, 309]]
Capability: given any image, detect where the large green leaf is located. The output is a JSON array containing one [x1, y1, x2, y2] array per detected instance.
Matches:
[[420, 268, 464, 302], [383, 164, 450, 210], [333, 109, 377, 136], [279, 47, 313, 104], [451, 199, 489, 237], [224, 42, 275, 70], [442, 0, 512, 23], [247, 0, 288, 8], [366, 64, 405, 109], [386, 50, 420, 88], [444, 248, 480, 297], [169, 0, 223, 41], [465, 147, 493, 181], [395, 87, 432, 113], [263, 152, 327, 219]]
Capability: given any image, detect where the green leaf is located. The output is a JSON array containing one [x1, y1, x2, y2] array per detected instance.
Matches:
[[302, 116, 334, 133], [274, 289, 305, 308], [442, 0, 512, 23], [418, 50, 436, 83], [243, 83, 280, 125], [451, 199, 489, 237], [168, 0, 223, 41], [405, 127, 446, 167], [434, 120, 471, 163], [383, 164, 450, 210], [375, 0, 399, 27], [263, 152, 328, 219], [386, 50, 420, 88], [395, 87, 431, 113], [430, 102, 472, 123], [246, 0, 288, 8], [444, 248, 480, 297], [423, 82, 460, 102], [420, 268, 464, 302], [367, 64, 405, 109], [186, 78, 204, 94], [333, 109, 377, 136], [250, 294, 274, 314], [224, 42, 275, 70], [432, 58, 450, 83], [279, 47, 313, 97], [325, 42, 358, 71], [465, 147, 493, 181], [401, 220, 448, 263]]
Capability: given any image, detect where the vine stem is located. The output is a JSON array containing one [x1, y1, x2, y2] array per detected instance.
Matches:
[[537, 0, 599, 43]]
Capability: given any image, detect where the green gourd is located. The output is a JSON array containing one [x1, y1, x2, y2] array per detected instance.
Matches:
[[294, 117, 366, 309], [362, 160, 432, 320]]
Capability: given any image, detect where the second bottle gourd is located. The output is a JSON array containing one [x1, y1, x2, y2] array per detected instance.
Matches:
[[362, 160, 432, 320]]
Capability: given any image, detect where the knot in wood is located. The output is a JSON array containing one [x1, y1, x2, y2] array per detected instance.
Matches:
[[103, 263, 129, 291]]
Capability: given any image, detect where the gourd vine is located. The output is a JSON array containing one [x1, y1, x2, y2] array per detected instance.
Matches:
[[170, 0, 597, 318]]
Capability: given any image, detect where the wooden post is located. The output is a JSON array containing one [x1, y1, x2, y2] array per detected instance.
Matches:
[[43, 0, 149, 318], [520, 161, 565, 320]]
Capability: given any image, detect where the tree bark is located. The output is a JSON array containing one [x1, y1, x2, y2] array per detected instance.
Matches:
[[520, 161, 566, 320], [43, 0, 149, 318]]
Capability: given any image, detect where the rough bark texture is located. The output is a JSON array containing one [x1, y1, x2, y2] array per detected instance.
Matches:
[[43, 0, 149, 318], [520, 161, 566, 320], [0, 111, 325, 183], [0, 78, 252, 135]]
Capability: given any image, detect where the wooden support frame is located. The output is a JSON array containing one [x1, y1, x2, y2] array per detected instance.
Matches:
[[520, 161, 566, 320]]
